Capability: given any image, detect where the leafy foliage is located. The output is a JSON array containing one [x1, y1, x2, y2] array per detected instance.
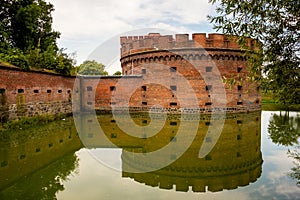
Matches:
[[77, 60, 108, 75], [113, 71, 122, 75], [268, 112, 300, 186], [268, 112, 300, 146], [288, 147, 300, 187], [0, 0, 75, 75], [209, 0, 300, 104], [0, 48, 30, 70]]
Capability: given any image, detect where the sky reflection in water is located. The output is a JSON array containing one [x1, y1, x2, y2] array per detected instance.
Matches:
[[0, 111, 299, 200]]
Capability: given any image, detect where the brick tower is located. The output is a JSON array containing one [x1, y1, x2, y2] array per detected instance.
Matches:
[[118, 33, 261, 113]]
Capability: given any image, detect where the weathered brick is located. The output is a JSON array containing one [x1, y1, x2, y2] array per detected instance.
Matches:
[[0, 64, 74, 120]]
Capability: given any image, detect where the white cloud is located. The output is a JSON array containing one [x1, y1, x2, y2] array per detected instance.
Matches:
[[46, 0, 215, 68]]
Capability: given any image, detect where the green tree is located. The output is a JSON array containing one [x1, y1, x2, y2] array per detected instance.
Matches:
[[0, 0, 75, 75], [54, 49, 77, 75], [4, 0, 60, 52], [77, 60, 108, 75], [0, 0, 11, 50], [0, 48, 29, 70], [113, 71, 122, 75], [209, 0, 300, 105]]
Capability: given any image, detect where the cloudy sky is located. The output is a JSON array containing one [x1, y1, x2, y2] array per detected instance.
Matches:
[[46, 0, 218, 73]]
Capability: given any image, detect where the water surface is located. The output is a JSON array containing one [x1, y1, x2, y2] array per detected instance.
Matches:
[[0, 111, 299, 200]]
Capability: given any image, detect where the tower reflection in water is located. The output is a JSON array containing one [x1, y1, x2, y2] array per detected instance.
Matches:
[[79, 111, 263, 193]]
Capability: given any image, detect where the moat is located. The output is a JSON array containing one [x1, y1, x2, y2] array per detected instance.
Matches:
[[0, 111, 300, 200]]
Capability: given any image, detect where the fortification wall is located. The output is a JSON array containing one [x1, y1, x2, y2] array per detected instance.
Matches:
[[0, 33, 261, 119], [73, 75, 144, 113], [116, 33, 261, 113], [120, 33, 256, 57], [0, 64, 74, 121]]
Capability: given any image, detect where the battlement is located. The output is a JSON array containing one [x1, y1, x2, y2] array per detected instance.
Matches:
[[120, 33, 256, 57]]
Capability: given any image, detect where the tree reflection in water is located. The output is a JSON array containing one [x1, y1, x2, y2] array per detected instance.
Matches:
[[268, 112, 300, 146], [0, 153, 79, 200], [0, 117, 81, 199], [288, 147, 300, 187], [268, 111, 300, 187]]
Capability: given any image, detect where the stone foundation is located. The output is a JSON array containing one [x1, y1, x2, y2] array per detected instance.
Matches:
[[92, 105, 261, 114], [8, 101, 72, 120], [0, 63, 74, 122]]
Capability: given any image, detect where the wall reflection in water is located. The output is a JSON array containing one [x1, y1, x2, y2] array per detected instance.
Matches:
[[78, 111, 263, 193], [0, 118, 82, 199]]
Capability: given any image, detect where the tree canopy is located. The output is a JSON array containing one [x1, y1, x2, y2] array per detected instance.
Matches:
[[268, 112, 300, 146], [0, 0, 75, 75], [209, 0, 300, 104], [77, 60, 108, 75], [113, 71, 122, 75]]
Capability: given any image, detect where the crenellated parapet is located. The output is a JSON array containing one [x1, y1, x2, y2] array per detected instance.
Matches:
[[120, 33, 257, 57], [118, 111, 263, 192], [117, 32, 262, 113], [122, 160, 262, 192], [73, 33, 262, 114]]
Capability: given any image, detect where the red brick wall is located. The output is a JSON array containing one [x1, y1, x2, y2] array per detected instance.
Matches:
[[0, 64, 74, 120], [116, 33, 261, 113], [76, 76, 144, 112], [0, 33, 261, 117], [0, 65, 73, 103]]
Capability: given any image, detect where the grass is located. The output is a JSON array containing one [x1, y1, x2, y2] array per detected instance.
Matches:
[[262, 92, 300, 111], [0, 113, 71, 132]]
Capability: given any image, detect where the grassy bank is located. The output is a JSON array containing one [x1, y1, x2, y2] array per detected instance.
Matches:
[[262, 92, 300, 111], [0, 113, 72, 132]]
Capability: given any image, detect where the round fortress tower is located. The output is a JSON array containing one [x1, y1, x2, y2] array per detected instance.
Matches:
[[119, 33, 261, 113]]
